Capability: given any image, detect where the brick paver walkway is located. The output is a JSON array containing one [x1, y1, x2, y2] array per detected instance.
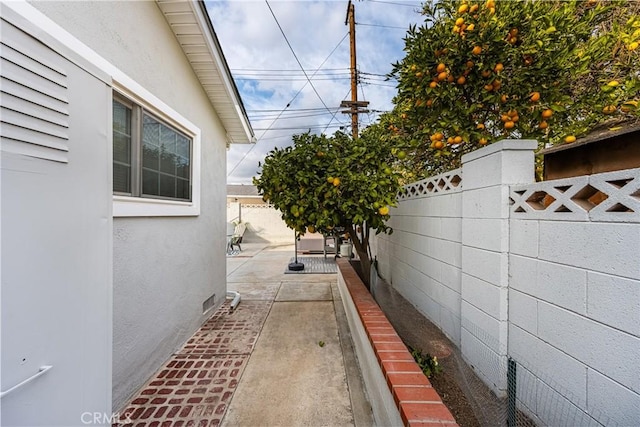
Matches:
[[115, 301, 272, 427]]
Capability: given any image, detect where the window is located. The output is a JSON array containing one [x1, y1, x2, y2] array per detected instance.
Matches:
[[113, 95, 192, 202]]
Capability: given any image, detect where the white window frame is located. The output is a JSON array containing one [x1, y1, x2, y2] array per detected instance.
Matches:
[[112, 80, 201, 217]]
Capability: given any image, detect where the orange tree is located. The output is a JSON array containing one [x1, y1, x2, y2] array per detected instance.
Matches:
[[253, 130, 402, 286], [384, 0, 640, 176]]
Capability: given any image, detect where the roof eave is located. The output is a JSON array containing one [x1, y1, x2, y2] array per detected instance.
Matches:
[[156, 0, 256, 145]]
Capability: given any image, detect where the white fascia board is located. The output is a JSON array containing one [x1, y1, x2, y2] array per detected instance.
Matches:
[[189, 1, 256, 144]]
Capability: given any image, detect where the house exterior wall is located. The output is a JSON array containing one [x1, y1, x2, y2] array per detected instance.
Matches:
[[29, 1, 231, 411], [1, 3, 112, 425], [373, 140, 640, 425]]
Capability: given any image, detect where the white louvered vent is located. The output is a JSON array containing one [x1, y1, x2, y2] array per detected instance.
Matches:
[[0, 18, 70, 163]]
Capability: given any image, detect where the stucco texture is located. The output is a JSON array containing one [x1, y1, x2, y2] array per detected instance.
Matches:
[[30, 0, 230, 411]]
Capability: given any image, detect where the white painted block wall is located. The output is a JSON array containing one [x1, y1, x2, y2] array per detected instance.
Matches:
[[376, 170, 464, 347], [227, 204, 293, 243], [373, 140, 640, 425], [509, 201, 640, 425], [460, 140, 536, 395]]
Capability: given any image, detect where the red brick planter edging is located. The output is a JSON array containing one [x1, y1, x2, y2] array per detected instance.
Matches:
[[336, 259, 459, 427]]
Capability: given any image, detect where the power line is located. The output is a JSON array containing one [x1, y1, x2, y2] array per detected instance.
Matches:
[[366, 0, 422, 7], [236, 77, 351, 82], [356, 22, 407, 30], [231, 67, 350, 73], [246, 107, 336, 112], [227, 29, 349, 177], [253, 123, 345, 131], [264, 0, 343, 124]]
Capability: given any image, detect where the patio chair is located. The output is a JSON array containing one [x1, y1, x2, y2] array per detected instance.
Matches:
[[227, 222, 247, 254]]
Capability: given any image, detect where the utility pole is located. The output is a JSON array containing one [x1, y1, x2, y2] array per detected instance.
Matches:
[[341, 0, 368, 140]]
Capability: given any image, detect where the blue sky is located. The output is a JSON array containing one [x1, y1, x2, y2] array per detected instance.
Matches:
[[206, 0, 425, 183]]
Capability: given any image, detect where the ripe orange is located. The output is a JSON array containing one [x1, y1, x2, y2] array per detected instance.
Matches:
[[564, 135, 576, 143], [447, 75, 454, 83], [477, 123, 485, 130], [504, 121, 515, 129], [472, 46, 482, 55], [453, 135, 463, 144], [429, 81, 438, 88], [494, 63, 504, 73], [466, 23, 475, 32], [602, 105, 616, 114], [500, 95, 508, 103], [437, 63, 446, 73], [530, 92, 541, 102], [438, 71, 448, 81], [434, 140, 444, 149], [333, 177, 341, 186], [539, 121, 548, 129], [378, 206, 390, 216], [621, 100, 638, 112], [415, 71, 423, 78], [457, 76, 466, 85], [466, 60, 474, 68], [629, 42, 639, 51], [458, 4, 469, 13], [484, 84, 494, 92], [426, 99, 433, 107], [481, 70, 492, 78], [479, 137, 488, 145], [542, 109, 553, 119], [501, 114, 510, 122]]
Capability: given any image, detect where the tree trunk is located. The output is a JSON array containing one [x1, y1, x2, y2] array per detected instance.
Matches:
[[347, 224, 371, 289]]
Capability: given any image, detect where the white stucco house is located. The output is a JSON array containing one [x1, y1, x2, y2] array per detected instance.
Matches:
[[0, 1, 254, 425]]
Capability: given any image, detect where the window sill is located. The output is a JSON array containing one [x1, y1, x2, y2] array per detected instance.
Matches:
[[113, 195, 199, 217]]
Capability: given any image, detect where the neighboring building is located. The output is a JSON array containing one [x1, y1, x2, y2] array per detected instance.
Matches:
[[227, 184, 265, 206], [0, 1, 254, 424]]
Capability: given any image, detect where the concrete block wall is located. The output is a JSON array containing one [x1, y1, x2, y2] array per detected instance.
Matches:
[[373, 139, 639, 425], [508, 167, 640, 426], [459, 140, 537, 395], [375, 169, 464, 347], [226, 203, 292, 243]]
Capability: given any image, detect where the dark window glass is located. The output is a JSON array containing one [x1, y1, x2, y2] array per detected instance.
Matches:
[[112, 100, 132, 193]]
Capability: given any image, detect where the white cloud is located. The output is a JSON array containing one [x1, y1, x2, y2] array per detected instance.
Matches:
[[206, 0, 424, 183]]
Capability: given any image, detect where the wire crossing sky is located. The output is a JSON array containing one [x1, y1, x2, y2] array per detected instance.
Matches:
[[206, 0, 424, 183]]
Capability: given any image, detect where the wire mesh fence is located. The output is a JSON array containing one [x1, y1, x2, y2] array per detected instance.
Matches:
[[442, 311, 618, 427], [373, 278, 620, 427]]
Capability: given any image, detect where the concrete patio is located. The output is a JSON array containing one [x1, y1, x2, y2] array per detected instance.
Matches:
[[116, 243, 373, 426]]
